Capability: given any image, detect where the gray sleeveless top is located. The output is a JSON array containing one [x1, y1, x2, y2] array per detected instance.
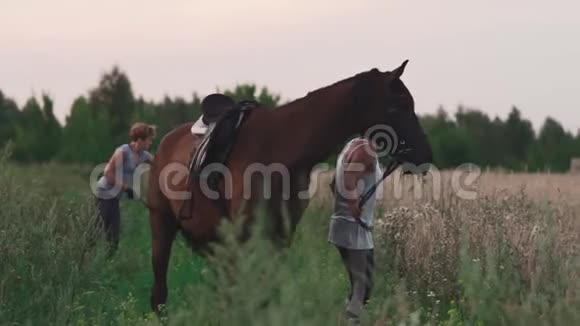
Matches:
[[96, 144, 152, 199], [331, 138, 382, 227]]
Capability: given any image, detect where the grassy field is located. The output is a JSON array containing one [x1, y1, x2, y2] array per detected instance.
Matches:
[[1, 152, 579, 325]]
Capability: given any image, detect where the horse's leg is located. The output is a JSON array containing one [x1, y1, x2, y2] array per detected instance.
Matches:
[[149, 208, 178, 313]]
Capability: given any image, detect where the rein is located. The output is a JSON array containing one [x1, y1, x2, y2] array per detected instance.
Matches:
[[355, 148, 411, 231]]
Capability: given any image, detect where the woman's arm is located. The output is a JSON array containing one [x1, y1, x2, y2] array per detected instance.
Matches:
[[104, 149, 128, 190], [342, 143, 377, 218], [143, 151, 154, 164]]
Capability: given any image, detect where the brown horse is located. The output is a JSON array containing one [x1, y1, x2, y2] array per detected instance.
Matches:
[[146, 60, 433, 312]]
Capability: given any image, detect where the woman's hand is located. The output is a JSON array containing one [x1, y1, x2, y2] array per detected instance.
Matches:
[[348, 198, 362, 219], [124, 186, 135, 199]]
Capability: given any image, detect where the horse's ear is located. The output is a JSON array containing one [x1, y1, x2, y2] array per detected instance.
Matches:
[[389, 60, 409, 80]]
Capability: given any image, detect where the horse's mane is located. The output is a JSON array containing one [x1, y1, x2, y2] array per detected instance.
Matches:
[[273, 68, 380, 110]]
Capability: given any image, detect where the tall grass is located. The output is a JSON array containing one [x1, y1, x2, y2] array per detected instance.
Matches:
[[0, 147, 108, 324], [375, 192, 580, 325], [1, 148, 579, 325]]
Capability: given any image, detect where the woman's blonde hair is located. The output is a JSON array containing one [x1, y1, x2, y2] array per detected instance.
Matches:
[[129, 123, 156, 141]]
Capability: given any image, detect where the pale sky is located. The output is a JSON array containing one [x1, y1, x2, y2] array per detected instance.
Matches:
[[1, 0, 579, 133]]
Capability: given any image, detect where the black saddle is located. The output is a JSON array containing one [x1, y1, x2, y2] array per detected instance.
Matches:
[[189, 100, 258, 185], [201, 93, 236, 125]]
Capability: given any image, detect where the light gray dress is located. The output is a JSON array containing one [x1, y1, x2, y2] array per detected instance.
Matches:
[[328, 139, 382, 250]]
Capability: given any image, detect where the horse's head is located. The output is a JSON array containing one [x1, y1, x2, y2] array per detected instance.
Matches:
[[353, 61, 433, 171]]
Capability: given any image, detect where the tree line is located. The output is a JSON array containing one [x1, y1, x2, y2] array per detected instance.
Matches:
[[1, 66, 578, 172]]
